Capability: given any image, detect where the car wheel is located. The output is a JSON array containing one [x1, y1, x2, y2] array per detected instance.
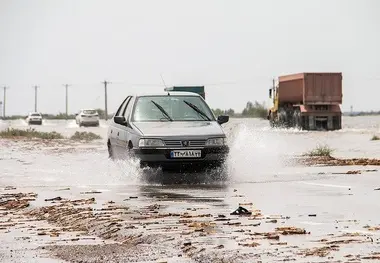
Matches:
[[108, 142, 114, 159]]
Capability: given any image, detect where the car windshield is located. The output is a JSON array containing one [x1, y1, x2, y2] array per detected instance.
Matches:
[[31, 113, 41, 116], [83, 110, 96, 114], [132, 95, 215, 122]]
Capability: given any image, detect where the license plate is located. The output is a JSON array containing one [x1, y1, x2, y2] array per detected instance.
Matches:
[[170, 150, 201, 158]]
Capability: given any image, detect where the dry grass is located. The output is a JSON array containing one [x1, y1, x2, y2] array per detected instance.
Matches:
[[0, 128, 64, 139], [0, 128, 102, 142], [305, 144, 334, 157], [70, 131, 102, 141]]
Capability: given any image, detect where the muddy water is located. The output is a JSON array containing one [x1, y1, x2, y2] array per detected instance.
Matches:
[[1, 116, 380, 262]]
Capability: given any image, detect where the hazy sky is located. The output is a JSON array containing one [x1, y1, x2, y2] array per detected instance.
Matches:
[[0, 0, 379, 115]]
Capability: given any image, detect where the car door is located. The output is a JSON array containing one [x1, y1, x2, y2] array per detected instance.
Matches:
[[117, 96, 134, 158], [108, 96, 131, 154], [116, 96, 136, 154]]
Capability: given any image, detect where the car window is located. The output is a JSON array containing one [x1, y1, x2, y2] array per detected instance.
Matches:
[[131, 95, 215, 122], [83, 110, 96, 114], [122, 96, 134, 119], [115, 96, 131, 116], [31, 113, 41, 116]]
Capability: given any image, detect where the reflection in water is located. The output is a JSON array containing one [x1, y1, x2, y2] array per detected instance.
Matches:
[[138, 184, 228, 204]]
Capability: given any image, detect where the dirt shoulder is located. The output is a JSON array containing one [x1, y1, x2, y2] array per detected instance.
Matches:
[[298, 155, 380, 166], [1, 186, 380, 263]]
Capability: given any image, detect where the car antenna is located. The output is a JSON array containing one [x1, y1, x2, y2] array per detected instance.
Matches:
[[160, 73, 170, 96]]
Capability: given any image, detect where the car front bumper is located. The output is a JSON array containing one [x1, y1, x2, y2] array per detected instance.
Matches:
[[80, 119, 99, 125], [134, 146, 229, 171], [28, 119, 42, 124]]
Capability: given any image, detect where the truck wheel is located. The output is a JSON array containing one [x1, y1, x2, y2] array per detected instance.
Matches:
[[278, 109, 287, 127], [293, 109, 301, 129], [269, 112, 276, 128]]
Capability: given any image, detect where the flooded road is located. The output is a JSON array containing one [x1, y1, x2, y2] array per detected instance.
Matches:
[[1, 116, 380, 262]]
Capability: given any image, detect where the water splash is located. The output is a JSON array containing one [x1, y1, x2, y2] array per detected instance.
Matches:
[[226, 123, 292, 183]]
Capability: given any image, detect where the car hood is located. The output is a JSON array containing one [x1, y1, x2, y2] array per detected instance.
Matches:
[[132, 121, 225, 138]]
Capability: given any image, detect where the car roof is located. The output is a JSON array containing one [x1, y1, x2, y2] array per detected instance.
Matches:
[[29, 112, 41, 114], [81, 108, 97, 111], [133, 91, 201, 98]]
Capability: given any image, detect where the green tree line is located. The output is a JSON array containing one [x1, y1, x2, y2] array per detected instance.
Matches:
[[212, 101, 268, 119]]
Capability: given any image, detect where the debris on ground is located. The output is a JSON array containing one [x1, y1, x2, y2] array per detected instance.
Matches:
[[300, 156, 380, 166], [300, 245, 339, 257], [80, 190, 102, 194], [238, 242, 260, 247], [362, 253, 380, 260], [230, 206, 252, 216], [363, 225, 380, 231], [275, 227, 309, 235], [44, 197, 62, 202], [0, 192, 37, 210]]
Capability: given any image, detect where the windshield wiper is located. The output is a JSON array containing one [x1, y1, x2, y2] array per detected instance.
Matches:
[[151, 100, 173, 121], [183, 100, 211, 121]]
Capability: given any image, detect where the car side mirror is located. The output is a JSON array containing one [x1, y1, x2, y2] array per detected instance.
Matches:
[[114, 116, 127, 126], [75, 113, 78, 116], [269, 88, 272, 99], [217, 115, 229, 125]]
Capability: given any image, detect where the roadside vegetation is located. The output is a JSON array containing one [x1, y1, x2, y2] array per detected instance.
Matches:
[[305, 144, 334, 158], [212, 101, 268, 119], [70, 131, 102, 141], [0, 128, 64, 139], [0, 128, 102, 141], [371, 135, 380, 141]]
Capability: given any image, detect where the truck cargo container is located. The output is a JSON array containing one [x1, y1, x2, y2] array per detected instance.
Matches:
[[267, 72, 343, 130], [164, 86, 205, 99]]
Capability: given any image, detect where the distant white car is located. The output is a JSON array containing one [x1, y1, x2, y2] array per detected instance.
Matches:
[[75, 109, 100, 127], [26, 112, 42, 125]]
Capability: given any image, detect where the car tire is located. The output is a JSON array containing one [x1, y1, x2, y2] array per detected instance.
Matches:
[[108, 142, 114, 159]]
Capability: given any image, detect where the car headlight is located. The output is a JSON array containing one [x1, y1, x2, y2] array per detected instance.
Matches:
[[206, 138, 225, 146], [138, 138, 164, 147]]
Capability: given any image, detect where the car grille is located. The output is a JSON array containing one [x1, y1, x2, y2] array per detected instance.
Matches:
[[164, 140, 206, 147]]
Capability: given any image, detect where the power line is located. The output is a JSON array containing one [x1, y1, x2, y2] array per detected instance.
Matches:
[[63, 84, 71, 119], [101, 80, 111, 121], [2, 86, 9, 119]]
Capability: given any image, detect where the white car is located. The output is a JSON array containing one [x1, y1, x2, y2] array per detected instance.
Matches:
[[107, 92, 230, 173], [75, 109, 100, 127], [26, 112, 43, 125]]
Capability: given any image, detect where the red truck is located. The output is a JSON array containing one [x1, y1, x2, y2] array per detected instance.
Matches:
[[267, 72, 343, 130]]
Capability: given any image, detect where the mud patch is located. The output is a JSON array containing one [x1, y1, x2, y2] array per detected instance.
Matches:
[[300, 156, 380, 166]]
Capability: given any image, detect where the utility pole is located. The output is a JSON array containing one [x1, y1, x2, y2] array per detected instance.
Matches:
[[63, 84, 71, 119], [2, 86, 9, 119], [101, 80, 111, 121], [33, 85, 39, 112]]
